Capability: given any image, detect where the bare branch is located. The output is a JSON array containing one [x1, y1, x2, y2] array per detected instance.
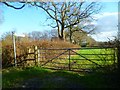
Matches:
[[2, 2, 26, 9], [34, 2, 62, 25]]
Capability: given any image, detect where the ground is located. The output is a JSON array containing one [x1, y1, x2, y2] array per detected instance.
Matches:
[[16, 77, 84, 88], [2, 67, 119, 89]]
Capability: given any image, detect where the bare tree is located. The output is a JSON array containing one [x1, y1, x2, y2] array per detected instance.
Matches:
[[34, 2, 101, 40], [2, 1, 101, 40], [28, 30, 51, 40], [28, 31, 43, 41]]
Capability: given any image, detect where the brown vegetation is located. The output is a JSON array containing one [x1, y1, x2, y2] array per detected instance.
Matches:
[[2, 40, 79, 68]]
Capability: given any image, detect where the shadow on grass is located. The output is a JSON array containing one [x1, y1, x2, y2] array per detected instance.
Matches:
[[2, 66, 119, 89]]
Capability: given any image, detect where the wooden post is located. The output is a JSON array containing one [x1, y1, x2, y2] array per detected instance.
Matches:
[[68, 49, 71, 70], [28, 47, 31, 59], [12, 32, 17, 67], [34, 46, 38, 66], [38, 48, 40, 66]]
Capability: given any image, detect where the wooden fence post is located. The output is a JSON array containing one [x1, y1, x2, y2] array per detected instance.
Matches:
[[38, 48, 40, 66], [28, 47, 31, 59], [68, 49, 71, 71], [34, 46, 38, 66]]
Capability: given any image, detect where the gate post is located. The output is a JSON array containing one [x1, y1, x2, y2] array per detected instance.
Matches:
[[117, 44, 120, 73], [68, 49, 71, 70], [34, 46, 38, 66]]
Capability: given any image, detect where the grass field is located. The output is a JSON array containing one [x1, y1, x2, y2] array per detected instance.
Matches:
[[69, 48, 117, 69], [2, 66, 119, 88]]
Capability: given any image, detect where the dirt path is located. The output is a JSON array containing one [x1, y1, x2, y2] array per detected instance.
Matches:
[[16, 77, 85, 88]]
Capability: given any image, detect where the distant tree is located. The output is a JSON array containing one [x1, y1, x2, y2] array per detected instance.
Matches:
[[28, 30, 51, 41], [28, 31, 43, 41], [1, 31, 13, 46], [86, 35, 97, 47], [64, 24, 97, 46], [50, 29, 58, 37], [65, 28, 87, 45], [41, 30, 50, 40], [66, 16, 97, 43]]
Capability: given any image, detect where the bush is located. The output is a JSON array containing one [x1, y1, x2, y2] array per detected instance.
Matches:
[[2, 40, 79, 68]]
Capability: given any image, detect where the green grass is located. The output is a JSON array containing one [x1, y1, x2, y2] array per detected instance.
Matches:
[[69, 48, 116, 70], [2, 66, 119, 88], [2, 67, 51, 88]]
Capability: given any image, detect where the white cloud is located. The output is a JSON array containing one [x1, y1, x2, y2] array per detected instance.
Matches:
[[91, 31, 117, 41], [91, 12, 118, 41], [96, 0, 119, 2], [93, 12, 118, 20]]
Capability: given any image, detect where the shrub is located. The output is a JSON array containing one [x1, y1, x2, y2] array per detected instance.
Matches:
[[2, 40, 79, 68]]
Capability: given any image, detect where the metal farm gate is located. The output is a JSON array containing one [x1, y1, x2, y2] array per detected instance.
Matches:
[[37, 47, 117, 72]]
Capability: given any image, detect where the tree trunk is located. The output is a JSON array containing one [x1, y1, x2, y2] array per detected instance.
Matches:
[[58, 32, 64, 40], [58, 26, 64, 40], [69, 30, 72, 43], [69, 27, 72, 43]]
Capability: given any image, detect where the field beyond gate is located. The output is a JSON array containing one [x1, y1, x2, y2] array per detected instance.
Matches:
[[12, 46, 117, 72], [36, 47, 117, 72]]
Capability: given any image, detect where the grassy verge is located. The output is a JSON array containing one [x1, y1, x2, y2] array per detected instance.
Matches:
[[2, 66, 119, 88]]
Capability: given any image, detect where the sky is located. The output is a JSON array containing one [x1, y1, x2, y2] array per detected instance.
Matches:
[[0, 1, 119, 42], [90, 1, 118, 41]]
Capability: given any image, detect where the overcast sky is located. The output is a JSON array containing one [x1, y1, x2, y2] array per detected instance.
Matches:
[[0, 1, 119, 42]]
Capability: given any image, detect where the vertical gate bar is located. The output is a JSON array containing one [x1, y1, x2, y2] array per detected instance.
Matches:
[[113, 48, 116, 65], [68, 49, 71, 71], [34, 46, 36, 65]]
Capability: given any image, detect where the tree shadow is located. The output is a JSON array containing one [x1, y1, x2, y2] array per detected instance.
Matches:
[[2, 66, 119, 89]]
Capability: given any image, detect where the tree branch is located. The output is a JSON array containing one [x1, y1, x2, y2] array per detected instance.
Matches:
[[2, 2, 26, 9], [34, 2, 62, 25]]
